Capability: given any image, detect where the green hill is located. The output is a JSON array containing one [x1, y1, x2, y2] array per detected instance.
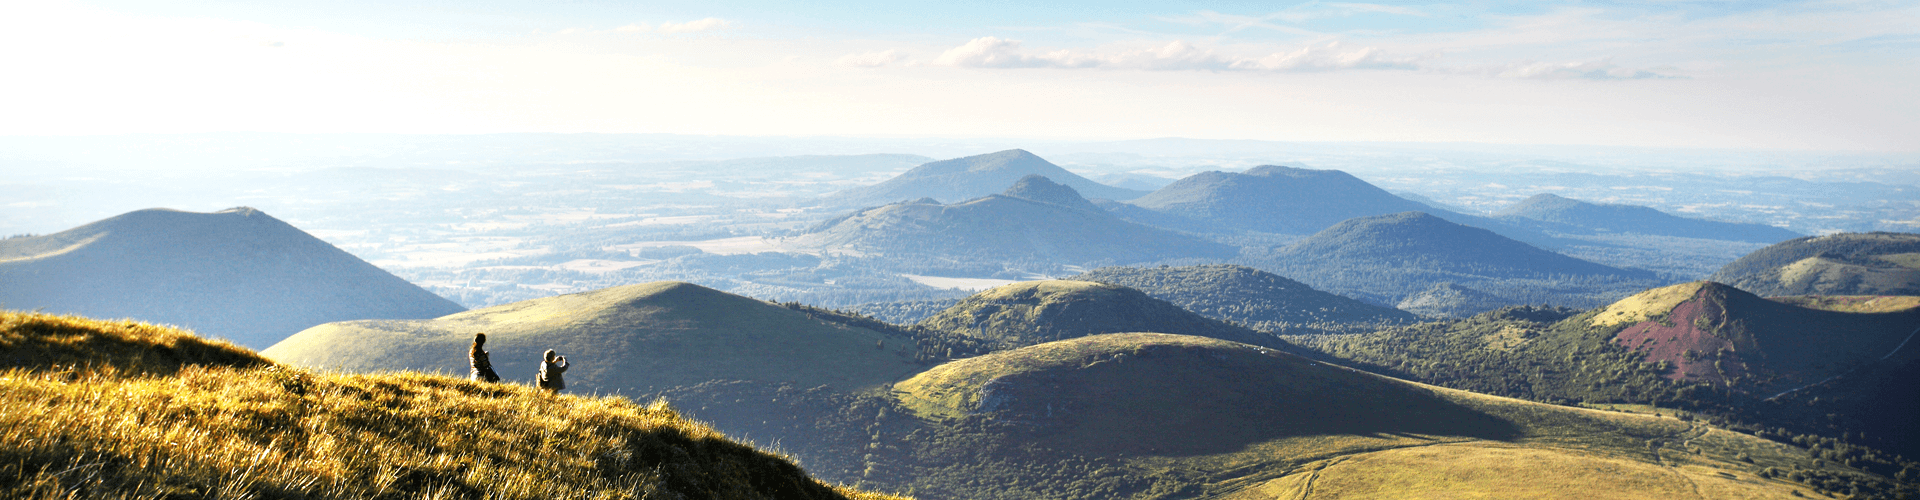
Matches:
[[796, 179, 1235, 265], [1395, 282, 1517, 318], [1065, 264, 1417, 333], [264, 281, 926, 395], [0, 207, 464, 349], [1297, 281, 1920, 461], [666, 333, 1896, 499], [915, 280, 1282, 349], [0, 311, 903, 500], [1709, 232, 1920, 296], [1497, 193, 1802, 243], [1303, 281, 1918, 401], [827, 149, 1145, 207]]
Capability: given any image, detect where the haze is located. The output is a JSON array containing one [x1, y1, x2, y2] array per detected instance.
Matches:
[[5, 0, 1918, 151]]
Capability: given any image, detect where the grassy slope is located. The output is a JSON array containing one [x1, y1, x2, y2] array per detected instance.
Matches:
[[885, 333, 1852, 499], [1709, 232, 1920, 296], [1066, 264, 1417, 333], [0, 311, 905, 500], [265, 281, 926, 395], [915, 280, 1282, 349]]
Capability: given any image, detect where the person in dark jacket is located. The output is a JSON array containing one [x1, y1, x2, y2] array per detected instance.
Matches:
[[537, 349, 568, 394], [469, 333, 501, 383]]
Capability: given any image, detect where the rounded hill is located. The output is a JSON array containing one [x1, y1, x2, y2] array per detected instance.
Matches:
[[915, 280, 1281, 349], [264, 281, 924, 394], [1279, 211, 1651, 279], [1708, 232, 1920, 296], [1067, 264, 1416, 332], [0, 207, 464, 349], [1128, 165, 1435, 235], [894, 333, 1514, 455], [827, 149, 1145, 206]]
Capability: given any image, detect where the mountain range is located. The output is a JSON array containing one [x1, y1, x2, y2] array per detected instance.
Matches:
[[1497, 193, 1802, 243], [0, 208, 463, 348]]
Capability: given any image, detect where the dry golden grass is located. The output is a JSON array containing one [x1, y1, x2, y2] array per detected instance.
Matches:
[[1588, 281, 1705, 327], [0, 311, 908, 500], [1219, 443, 1817, 500], [0, 311, 268, 375]]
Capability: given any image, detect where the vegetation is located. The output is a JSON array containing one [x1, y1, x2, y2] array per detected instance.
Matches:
[[264, 281, 928, 395], [913, 280, 1283, 349], [1395, 282, 1516, 318], [0, 311, 905, 500], [1066, 264, 1417, 333], [658, 332, 1891, 499], [1709, 232, 1920, 296], [1291, 284, 1920, 497]]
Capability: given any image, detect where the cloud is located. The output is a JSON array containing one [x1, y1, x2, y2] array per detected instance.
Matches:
[[837, 50, 908, 68], [933, 37, 1421, 72], [1495, 59, 1679, 80], [658, 18, 730, 34]]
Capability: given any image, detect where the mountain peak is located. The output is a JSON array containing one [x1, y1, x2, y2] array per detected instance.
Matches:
[[827, 150, 1146, 206], [1002, 175, 1099, 212], [0, 208, 465, 348], [1129, 166, 1435, 235]]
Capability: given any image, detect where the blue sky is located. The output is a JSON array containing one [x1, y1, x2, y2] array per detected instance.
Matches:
[[5, 0, 1916, 151]]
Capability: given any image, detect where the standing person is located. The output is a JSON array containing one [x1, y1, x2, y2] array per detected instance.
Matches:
[[537, 349, 568, 394], [469, 333, 501, 383]]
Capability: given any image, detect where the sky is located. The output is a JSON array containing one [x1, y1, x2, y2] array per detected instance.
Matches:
[[3, 0, 1917, 152]]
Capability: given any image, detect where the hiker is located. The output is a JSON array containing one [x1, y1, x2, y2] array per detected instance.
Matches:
[[469, 333, 501, 383], [537, 349, 569, 394]]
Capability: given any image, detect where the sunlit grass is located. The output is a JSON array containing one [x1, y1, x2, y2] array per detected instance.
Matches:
[[0, 311, 908, 500]]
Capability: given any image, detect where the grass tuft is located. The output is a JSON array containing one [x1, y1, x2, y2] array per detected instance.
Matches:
[[0, 310, 908, 500]]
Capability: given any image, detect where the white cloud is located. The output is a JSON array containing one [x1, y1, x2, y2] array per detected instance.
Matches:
[[837, 49, 909, 68], [1495, 59, 1678, 80], [614, 24, 648, 33], [933, 37, 1420, 72], [658, 18, 731, 34]]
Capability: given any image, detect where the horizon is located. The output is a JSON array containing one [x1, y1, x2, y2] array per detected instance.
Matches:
[[6, 1, 1917, 152]]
